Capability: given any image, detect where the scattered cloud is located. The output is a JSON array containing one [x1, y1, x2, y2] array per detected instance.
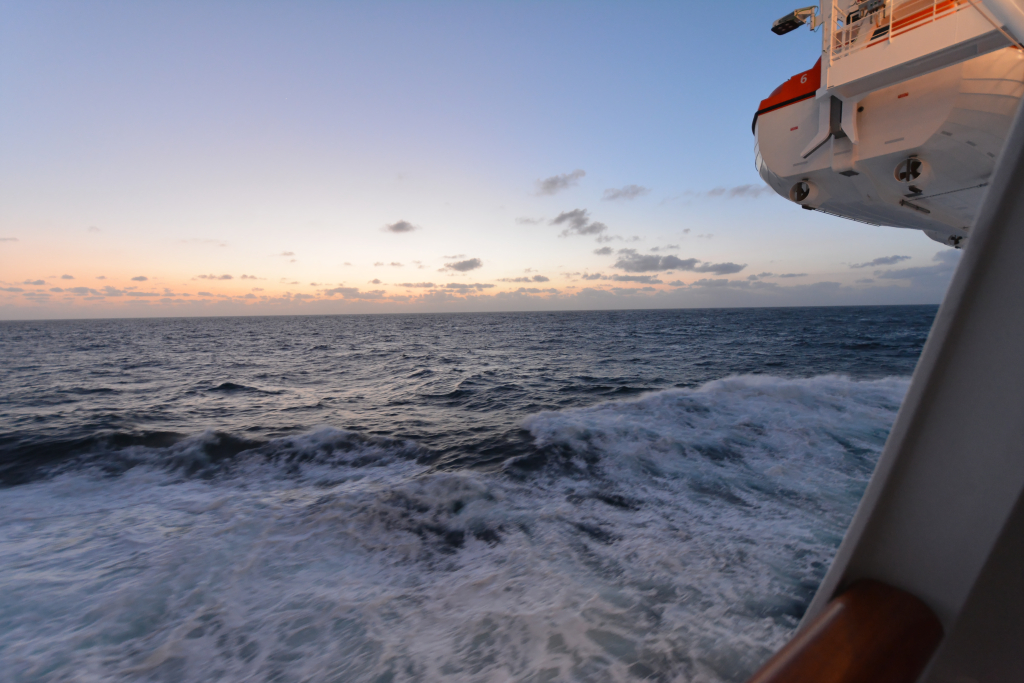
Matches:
[[1, 287, 24, 292], [498, 275, 550, 283], [240, 274, 257, 280], [22, 279, 45, 285], [371, 279, 382, 285], [0, 237, 18, 242], [594, 246, 613, 255], [551, 209, 608, 238], [384, 220, 418, 233], [87, 226, 101, 233], [131, 276, 149, 281], [536, 169, 585, 195], [198, 291, 214, 296], [603, 185, 650, 201], [877, 250, 960, 282], [196, 274, 233, 280], [446, 283, 495, 291], [850, 255, 911, 269], [705, 184, 774, 199], [443, 254, 465, 259], [390, 262, 403, 267], [777, 273, 808, 278], [280, 251, 295, 257], [397, 282, 436, 288], [96, 276, 106, 280], [61, 274, 74, 280], [443, 257, 483, 272], [610, 274, 663, 284], [516, 217, 543, 225], [614, 249, 746, 275]]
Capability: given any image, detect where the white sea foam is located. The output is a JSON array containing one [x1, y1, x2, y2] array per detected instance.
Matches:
[[0, 375, 909, 683]]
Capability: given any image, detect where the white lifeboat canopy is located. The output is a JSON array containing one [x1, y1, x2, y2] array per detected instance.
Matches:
[[754, 0, 1024, 247]]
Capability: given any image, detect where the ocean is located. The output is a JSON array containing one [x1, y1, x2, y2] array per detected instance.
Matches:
[[0, 305, 937, 683]]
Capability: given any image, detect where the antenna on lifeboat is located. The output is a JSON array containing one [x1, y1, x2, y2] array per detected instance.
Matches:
[[771, 5, 822, 35]]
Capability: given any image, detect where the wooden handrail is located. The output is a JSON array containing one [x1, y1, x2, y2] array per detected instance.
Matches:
[[746, 580, 943, 683]]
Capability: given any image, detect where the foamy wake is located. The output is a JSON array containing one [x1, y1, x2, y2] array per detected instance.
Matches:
[[0, 375, 908, 683]]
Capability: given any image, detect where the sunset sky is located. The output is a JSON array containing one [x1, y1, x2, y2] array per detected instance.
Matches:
[[1, 0, 961, 319]]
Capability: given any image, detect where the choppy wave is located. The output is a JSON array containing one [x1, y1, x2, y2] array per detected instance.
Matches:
[[0, 374, 908, 682]]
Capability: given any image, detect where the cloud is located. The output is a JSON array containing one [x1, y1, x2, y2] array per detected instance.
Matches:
[[1, 237, 18, 242], [1, 287, 25, 292], [390, 262, 403, 267], [613, 249, 746, 275], [96, 276, 106, 280], [507, 287, 559, 295], [87, 226, 101, 233], [370, 279, 382, 285], [516, 217, 543, 225], [196, 274, 233, 280], [240, 274, 257, 280], [61, 274, 74, 279], [850, 255, 911, 269], [396, 282, 436, 288], [198, 291, 213, 296], [131, 276, 148, 281], [551, 209, 608, 237], [443, 257, 483, 272], [22, 279, 46, 285], [594, 246, 613, 255], [877, 250, 960, 282], [581, 273, 604, 280], [443, 254, 465, 259], [49, 287, 64, 292], [322, 287, 386, 299], [498, 275, 550, 283], [603, 185, 650, 201], [384, 220, 418, 233], [536, 169, 585, 195], [610, 274, 663, 284], [126, 291, 159, 297], [280, 251, 295, 257], [777, 273, 808, 278], [704, 184, 774, 199], [446, 283, 495, 291]]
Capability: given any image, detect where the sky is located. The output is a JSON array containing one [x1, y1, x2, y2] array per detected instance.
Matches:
[[0, 0, 962, 320]]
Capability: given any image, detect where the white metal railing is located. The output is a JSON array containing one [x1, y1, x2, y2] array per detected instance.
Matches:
[[829, 0, 970, 63]]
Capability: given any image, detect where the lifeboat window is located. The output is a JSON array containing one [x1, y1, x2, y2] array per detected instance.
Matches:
[[895, 158, 923, 183], [789, 181, 812, 202]]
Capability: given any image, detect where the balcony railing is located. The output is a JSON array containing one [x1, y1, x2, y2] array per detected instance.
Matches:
[[829, 0, 970, 63]]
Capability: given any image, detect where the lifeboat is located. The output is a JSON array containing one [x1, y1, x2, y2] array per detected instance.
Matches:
[[754, 0, 1024, 247]]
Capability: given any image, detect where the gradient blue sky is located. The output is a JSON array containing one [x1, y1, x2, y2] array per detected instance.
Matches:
[[0, 0, 960, 319]]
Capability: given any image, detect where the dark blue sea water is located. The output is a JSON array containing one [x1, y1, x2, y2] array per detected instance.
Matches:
[[0, 306, 937, 682]]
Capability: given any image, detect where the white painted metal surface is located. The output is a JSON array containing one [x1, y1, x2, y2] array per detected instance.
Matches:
[[800, 79, 1024, 679]]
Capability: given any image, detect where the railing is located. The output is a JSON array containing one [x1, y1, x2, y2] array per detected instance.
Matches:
[[829, 0, 970, 63]]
